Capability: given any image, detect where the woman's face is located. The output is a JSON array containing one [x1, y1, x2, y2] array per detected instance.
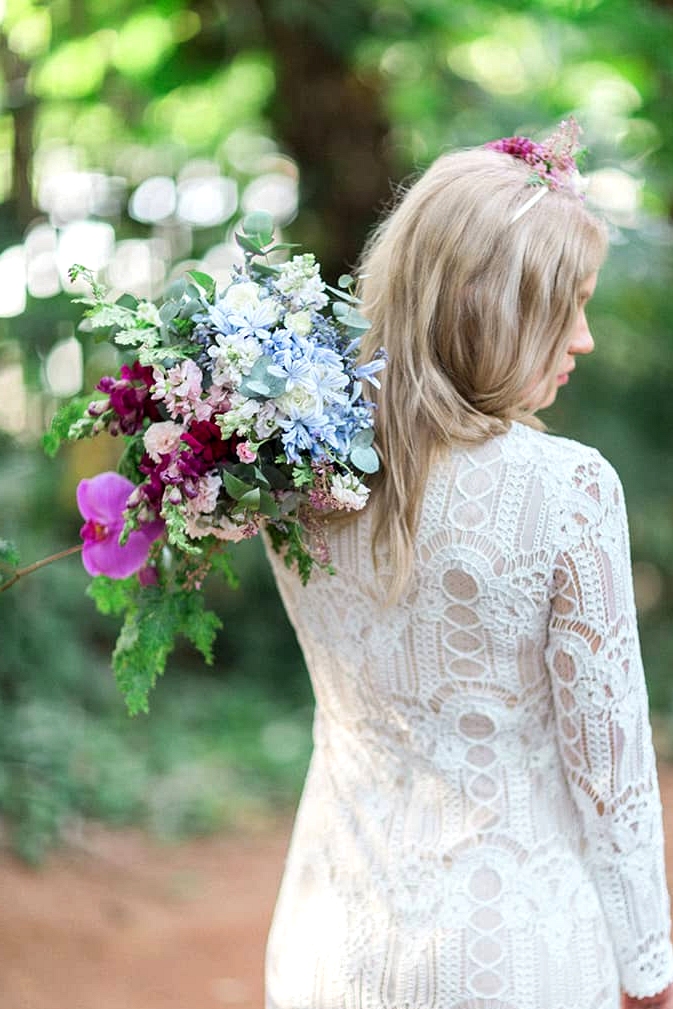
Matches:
[[527, 271, 598, 412]]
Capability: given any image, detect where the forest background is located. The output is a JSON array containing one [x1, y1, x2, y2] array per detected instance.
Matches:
[[0, 0, 672, 862]]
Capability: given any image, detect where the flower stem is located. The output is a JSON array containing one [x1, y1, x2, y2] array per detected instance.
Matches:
[[0, 543, 83, 593]]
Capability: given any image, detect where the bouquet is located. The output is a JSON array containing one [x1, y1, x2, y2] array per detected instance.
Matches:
[[4, 212, 385, 713]]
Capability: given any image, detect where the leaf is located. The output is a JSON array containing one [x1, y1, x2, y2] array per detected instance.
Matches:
[[338, 274, 354, 288], [222, 470, 253, 500], [42, 397, 92, 457], [324, 283, 361, 305], [187, 270, 216, 301], [242, 210, 274, 244], [258, 489, 280, 517], [84, 304, 136, 329], [350, 445, 379, 473], [238, 356, 287, 399], [350, 427, 375, 450], [235, 232, 263, 255], [238, 486, 261, 509], [0, 539, 20, 572], [87, 575, 138, 616], [164, 278, 187, 300], [159, 300, 180, 323], [338, 305, 371, 330], [107, 584, 225, 714]]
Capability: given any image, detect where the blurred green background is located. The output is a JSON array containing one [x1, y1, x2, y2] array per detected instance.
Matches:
[[0, 0, 672, 862]]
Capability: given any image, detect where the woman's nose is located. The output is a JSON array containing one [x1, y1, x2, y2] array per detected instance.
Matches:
[[570, 310, 595, 356]]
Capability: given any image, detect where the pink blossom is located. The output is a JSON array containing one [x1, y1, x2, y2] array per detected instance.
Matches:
[[143, 420, 185, 462], [77, 472, 164, 578], [185, 473, 222, 515], [152, 360, 212, 423], [236, 442, 257, 463]]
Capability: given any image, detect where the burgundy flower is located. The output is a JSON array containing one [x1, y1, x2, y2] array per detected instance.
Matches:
[[77, 471, 165, 578], [95, 361, 162, 436], [181, 421, 238, 472]]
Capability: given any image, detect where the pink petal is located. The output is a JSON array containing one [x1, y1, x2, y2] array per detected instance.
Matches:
[[76, 472, 136, 525], [82, 525, 160, 579]]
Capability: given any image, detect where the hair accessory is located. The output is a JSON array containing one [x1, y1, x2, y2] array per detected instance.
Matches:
[[485, 118, 585, 222]]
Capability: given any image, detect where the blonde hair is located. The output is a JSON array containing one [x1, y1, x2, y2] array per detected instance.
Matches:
[[356, 146, 608, 601]]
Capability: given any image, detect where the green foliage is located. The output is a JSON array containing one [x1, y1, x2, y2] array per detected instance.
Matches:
[[42, 398, 93, 457], [87, 578, 224, 716], [0, 538, 19, 576]]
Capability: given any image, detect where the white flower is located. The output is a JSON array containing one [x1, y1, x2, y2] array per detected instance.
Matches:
[[208, 332, 263, 387], [253, 401, 280, 440], [277, 383, 321, 420], [136, 301, 162, 327], [330, 472, 370, 511], [221, 281, 262, 312], [285, 310, 313, 337], [215, 395, 262, 438], [143, 421, 185, 462], [185, 513, 257, 542], [274, 254, 328, 309]]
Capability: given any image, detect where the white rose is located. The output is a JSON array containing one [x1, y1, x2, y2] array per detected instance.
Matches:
[[284, 310, 313, 337], [221, 281, 261, 312], [277, 383, 320, 419]]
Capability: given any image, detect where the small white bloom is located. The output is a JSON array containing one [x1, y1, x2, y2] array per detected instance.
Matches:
[[185, 513, 257, 542], [253, 401, 280, 440], [208, 332, 263, 387], [274, 254, 328, 309], [330, 472, 370, 511], [136, 301, 163, 327], [284, 310, 313, 337], [143, 420, 185, 462]]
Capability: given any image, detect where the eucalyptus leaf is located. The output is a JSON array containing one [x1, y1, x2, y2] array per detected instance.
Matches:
[[350, 445, 379, 473], [338, 274, 354, 288], [238, 356, 287, 399], [325, 283, 361, 305], [165, 278, 187, 300], [159, 301, 180, 323], [242, 210, 274, 244], [179, 299, 203, 319], [350, 427, 375, 449]]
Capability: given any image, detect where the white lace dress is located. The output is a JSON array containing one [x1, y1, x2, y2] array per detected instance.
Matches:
[[265, 421, 673, 1009]]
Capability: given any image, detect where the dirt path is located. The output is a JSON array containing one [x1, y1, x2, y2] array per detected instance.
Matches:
[[3, 762, 673, 1009]]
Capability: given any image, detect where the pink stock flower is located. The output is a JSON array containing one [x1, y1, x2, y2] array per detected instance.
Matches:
[[77, 472, 165, 579]]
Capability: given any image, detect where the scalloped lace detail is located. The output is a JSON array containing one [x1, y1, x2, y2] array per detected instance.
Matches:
[[265, 422, 673, 1009]]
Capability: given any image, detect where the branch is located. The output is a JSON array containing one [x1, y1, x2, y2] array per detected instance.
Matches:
[[0, 544, 83, 593]]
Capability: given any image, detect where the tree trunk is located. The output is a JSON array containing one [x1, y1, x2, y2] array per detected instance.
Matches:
[[255, 3, 399, 279], [0, 34, 38, 240]]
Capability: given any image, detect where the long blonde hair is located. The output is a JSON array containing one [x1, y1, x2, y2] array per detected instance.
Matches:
[[356, 146, 608, 601]]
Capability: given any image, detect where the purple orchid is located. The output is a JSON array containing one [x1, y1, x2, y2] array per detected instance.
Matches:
[[77, 472, 165, 578]]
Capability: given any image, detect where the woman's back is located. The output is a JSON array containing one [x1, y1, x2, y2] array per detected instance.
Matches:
[[265, 422, 672, 1009]]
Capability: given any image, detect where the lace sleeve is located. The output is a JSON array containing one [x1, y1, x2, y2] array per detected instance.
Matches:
[[545, 451, 673, 999]]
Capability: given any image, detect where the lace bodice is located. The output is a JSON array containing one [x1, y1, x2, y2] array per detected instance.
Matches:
[[265, 421, 673, 1009]]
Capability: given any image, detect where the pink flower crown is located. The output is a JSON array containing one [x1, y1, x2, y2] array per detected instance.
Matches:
[[485, 118, 585, 222]]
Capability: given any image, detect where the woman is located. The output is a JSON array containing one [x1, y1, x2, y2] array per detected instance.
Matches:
[[264, 125, 673, 1009]]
